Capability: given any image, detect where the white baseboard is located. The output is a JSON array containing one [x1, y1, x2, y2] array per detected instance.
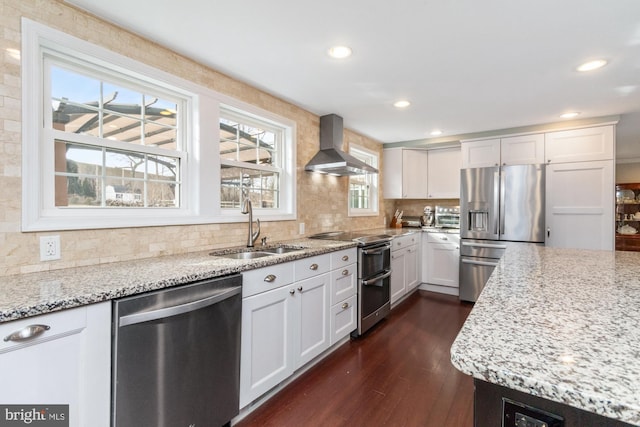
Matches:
[[419, 283, 459, 296]]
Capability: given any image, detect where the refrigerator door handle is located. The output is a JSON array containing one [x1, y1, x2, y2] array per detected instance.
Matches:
[[499, 169, 506, 236], [493, 170, 500, 235]]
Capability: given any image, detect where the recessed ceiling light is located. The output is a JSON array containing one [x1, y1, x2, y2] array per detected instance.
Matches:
[[430, 130, 443, 136], [393, 100, 411, 108], [576, 59, 607, 72], [327, 46, 352, 59], [560, 112, 581, 119]]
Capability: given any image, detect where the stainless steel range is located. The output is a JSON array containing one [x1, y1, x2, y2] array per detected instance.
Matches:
[[310, 231, 392, 336]]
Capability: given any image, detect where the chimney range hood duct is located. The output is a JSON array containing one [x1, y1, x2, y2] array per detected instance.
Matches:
[[304, 114, 379, 176]]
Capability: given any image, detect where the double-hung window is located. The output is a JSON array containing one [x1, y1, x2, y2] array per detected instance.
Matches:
[[22, 19, 296, 231], [348, 145, 379, 216]]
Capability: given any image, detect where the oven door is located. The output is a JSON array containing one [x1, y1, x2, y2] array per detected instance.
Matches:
[[358, 269, 391, 335], [358, 242, 391, 278]]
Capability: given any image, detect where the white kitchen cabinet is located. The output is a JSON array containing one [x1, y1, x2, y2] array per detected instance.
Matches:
[[546, 160, 614, 251], [240, 250, 352, 408], [462, 134, 544, 169], [545, 125, 614, 164], [427, 147, 461, 199], [329, 248, 357, 345], [501, 134, 544, 165], [240, 283, 296, 408], [0, 303, 111, 427], [390, 233, 420, 306], [383, 148, 429, 199], [425, 232, 460, 288], [461, 138, 500, 168]]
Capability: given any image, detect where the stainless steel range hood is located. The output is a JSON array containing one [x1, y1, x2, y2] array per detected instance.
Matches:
[[304, 114, 379, 176]]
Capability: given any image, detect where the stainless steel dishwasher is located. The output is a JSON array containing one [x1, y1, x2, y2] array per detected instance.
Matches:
[[112, 274, 242, 427]]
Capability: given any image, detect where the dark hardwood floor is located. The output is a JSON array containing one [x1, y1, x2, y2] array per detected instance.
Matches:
[[235, 290, 475, 427]]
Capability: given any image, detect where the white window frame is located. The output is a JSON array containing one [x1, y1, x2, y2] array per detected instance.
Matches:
[[21, 19, 296, 231], [348, 145, 379, 217]]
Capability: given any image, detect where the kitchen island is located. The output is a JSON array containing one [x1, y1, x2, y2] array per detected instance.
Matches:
[[451, 243, 640, 426]]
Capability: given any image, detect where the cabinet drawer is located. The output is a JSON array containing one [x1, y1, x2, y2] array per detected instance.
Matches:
[[330, 294, 357, 345], [0, 306, 87, 353], [426, 232, 460, 245], [294, 254, 330, 282], [331, 248, 357, 269], [242, 263, 294, 298], [330, 263, 357, 306], [393, 233, 419, 250]]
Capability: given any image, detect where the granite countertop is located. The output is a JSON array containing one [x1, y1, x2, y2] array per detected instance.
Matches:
[[0, 238, 356, 324], [450, 243, 640, 425]]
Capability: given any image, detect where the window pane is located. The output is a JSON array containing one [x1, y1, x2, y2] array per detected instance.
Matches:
[[144, 122, 177, 148], [56, 176, 101, 207], [147, 181, 178, 207], [55, 141, 103, 175], [51, 66, 100, 132], [220, 166, 279, 209], [148, 155, 178, 180], [105, 149, 144, 178], [219, 117, 278, 165], [103, 82, 142, 118]]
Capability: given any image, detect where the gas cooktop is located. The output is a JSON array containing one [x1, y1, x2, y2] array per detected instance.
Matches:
[[309, 231, 393, 246]]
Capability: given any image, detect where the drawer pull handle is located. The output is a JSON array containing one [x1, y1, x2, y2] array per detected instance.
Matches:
[[342, 269, 349, 276], [264, 274, 276, 283], [297, 286, 303, 292], [4, 324, 50, 342], [309, 263, 318, 270], [289, 289, 295, 295], [342, 255, 349, 261], [342, 302, 349, 309]]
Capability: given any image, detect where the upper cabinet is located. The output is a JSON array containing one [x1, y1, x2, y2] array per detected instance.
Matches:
[[427, 148, 461, 199], [461, 134, 544, 168], [383, 147, 460, 199], [545, 126, 614, 164]]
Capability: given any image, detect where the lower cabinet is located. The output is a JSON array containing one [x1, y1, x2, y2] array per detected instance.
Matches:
[[424, 232, 460, 290], [0, 302, 111, 427], [239, 248, 356, 409], [390, 233, 420, 306]]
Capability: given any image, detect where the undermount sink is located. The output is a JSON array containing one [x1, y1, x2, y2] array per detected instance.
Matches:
[[218, 251, 272, 260], [261, 246, 304, 254], [210, 245, 307, 259]]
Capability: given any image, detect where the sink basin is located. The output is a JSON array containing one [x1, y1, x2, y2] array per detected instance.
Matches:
[[211, 251, 272, 260], [261, 246, 305, 254]]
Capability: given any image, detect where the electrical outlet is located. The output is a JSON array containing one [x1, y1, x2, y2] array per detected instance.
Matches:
[[40, 236, 61, 261], [299, 222, 305, 235]]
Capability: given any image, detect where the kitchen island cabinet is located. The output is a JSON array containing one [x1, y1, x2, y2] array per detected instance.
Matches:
[[451, 244, 640, 426], [0, 302, 111, 427]]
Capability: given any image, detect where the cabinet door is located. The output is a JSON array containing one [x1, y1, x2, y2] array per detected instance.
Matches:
[[402, 149, 429, 198], [406, 245, 419, 291], [461, 139, 500, 168], [546, 160, 614, 250], [427, 147, 461, 199], [383, 148, 403, 199], [330, 294, 357, 345], [545, 126, 614, 163], [427, 242, 460, 287], [295, 273, 330, 368], [240, 286, 296, 408], [390, 248, 406, 304], [501, 134, 544, 165], [0, 303, 111, 427]]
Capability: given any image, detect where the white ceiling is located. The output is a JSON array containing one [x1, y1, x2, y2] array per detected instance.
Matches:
[[66, 0, 640, 155]]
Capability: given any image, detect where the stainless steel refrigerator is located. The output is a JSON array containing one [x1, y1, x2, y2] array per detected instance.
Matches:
[[459, 164, 545, 302]]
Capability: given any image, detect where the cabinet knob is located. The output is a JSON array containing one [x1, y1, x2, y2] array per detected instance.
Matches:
[[456, 246, 459, 250], [342, 255, 349, 261], [297, 286, 303, 292], [441, 236, 448, 240], [264, 274, 276, 283], [342, 269, 349, 276], [309, 263, 318, 270], [342, 302, 350, 310], [547, 159, 551, 163], [289, 289, 295, 295]]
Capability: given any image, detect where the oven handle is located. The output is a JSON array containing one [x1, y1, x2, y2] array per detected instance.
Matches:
[[361, 246, 390, 255], [362, 269, 392, 286], [461, 259, 499, 267]]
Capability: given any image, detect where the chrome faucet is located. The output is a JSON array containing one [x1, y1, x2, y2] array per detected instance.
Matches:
[[241, 191, 260, 247]]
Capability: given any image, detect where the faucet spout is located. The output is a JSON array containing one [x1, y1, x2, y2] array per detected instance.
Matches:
[[241, 197, 260, 247]]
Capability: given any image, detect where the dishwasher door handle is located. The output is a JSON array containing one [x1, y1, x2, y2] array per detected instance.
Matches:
[[461, 259, 499, 267], [119, 285, 242, 327]]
